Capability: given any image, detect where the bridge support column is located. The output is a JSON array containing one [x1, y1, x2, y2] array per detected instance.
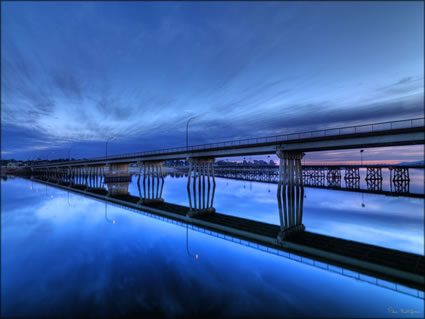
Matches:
[[105, 163, 131, 196], [84, 166, 89, 190], [104, 163, 131, 183], [326, 168, 341, 187], [67, 168, 70, 184], [390, 167, 410, 193], [76, 167, 79, 185], [344, 167, 360, 189], [276, 150, 305, 241], [137, 161, 165, 204], [187, 157, 216, 217], [304, 167, 325, 186], [365, 167, 383, 181], [344, 167, 360, 180], [76, 167, 79, 184]]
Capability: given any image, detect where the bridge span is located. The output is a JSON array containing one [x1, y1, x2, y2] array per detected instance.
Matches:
[[32, 117, 424, 168], [30, 117, 424, 241]]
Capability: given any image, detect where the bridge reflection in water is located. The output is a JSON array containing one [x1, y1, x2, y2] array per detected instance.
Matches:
[[213, 165, 416, 197], [74, 186, 424, 301], [29, 169, 424, 294], [136, 161, 165, 204]]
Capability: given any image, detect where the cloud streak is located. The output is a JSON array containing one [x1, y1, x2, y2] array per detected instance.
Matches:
[[1, 1, 423, 159]]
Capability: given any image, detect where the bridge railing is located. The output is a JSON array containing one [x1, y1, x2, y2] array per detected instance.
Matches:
[[33, 117, 424, 166]]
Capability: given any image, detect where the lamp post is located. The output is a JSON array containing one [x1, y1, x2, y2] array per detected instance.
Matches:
[[68, 148, 71, 161], [105, 137, 115, 159], [186, 116, 198, 151], [360, 149, 364, 166]]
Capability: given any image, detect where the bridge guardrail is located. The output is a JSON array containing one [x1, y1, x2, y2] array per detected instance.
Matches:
[[33, 117, 424, 166]]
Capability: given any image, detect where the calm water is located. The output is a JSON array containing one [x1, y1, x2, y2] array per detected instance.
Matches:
[[1, 173, 424, 318]]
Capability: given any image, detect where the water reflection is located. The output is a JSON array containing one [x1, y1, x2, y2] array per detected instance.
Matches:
[[26, 166, 425, 255], [104, 202, 116, 225], [2, 177, 424, 318], [106, 181, 129, 197], [187, 158, 216, 216], [366, 178, 383, 192], [134, 162, 165, 204], [131, 173, 424, 255], [186, 224, 198, 259], [213, 167, 424, 195]]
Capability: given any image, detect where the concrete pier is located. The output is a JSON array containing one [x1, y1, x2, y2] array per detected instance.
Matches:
[[276, 150, 305, 240], [137, 161, 165, 204], [186, 157, 216, 217]]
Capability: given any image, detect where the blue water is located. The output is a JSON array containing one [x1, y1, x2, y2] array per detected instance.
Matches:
[[1, 176, 424, 318], [130, 170, 424, 255]]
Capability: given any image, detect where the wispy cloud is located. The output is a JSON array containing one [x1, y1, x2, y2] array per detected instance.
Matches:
[[1, 1, 423, 159]]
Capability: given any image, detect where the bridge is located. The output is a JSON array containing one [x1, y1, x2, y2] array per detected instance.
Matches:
[[210, 164, 420, 196], [32, 117, 424, 167], [30, 117, 424, 241]]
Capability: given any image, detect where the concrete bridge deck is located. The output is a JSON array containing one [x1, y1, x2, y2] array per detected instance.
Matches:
[[32, 117, 424, 168], [30, 177, 424, 291]]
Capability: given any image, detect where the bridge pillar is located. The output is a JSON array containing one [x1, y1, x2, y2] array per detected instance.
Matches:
[[136, 161, 165, 204], [344, 167, 360, 180], [75, 167, 79, 184], [187, 157, 216, 217], [365, 167, 383, 181], [304, 167, 325, 186], [78, 167, 81, 184], [344, 167, 360, 189], [390, 167, 410, 193], [103, 163, 130, 196], [276, 150, 305, 241], [104, 163, 131, 183], [326, 167, 341, 187], [68, 167, 73, 185], [76, 167, 79, 185], [83, 166, 89, 190], [107, 182, 130, 197]]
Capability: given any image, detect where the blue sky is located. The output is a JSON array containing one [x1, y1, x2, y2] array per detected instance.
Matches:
[[1, 1, 424, 161]]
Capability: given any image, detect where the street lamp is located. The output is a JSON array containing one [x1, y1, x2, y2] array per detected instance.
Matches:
[[360, 150, 364, 166], [186, 116, 198, 151], [68, 148, 71, 161], [105, 137, 116, 159]]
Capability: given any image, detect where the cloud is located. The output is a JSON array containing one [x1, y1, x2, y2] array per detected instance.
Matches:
[[376, 76, 424, 96], [2, 2, 424, 160]]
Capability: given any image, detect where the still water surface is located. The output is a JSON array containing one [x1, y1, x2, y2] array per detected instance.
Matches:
[[1, 173, 424, 318]]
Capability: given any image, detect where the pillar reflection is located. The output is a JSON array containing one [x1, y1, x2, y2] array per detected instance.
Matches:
[[276, 150, 305, 241], [187, 157, 216, 217]]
